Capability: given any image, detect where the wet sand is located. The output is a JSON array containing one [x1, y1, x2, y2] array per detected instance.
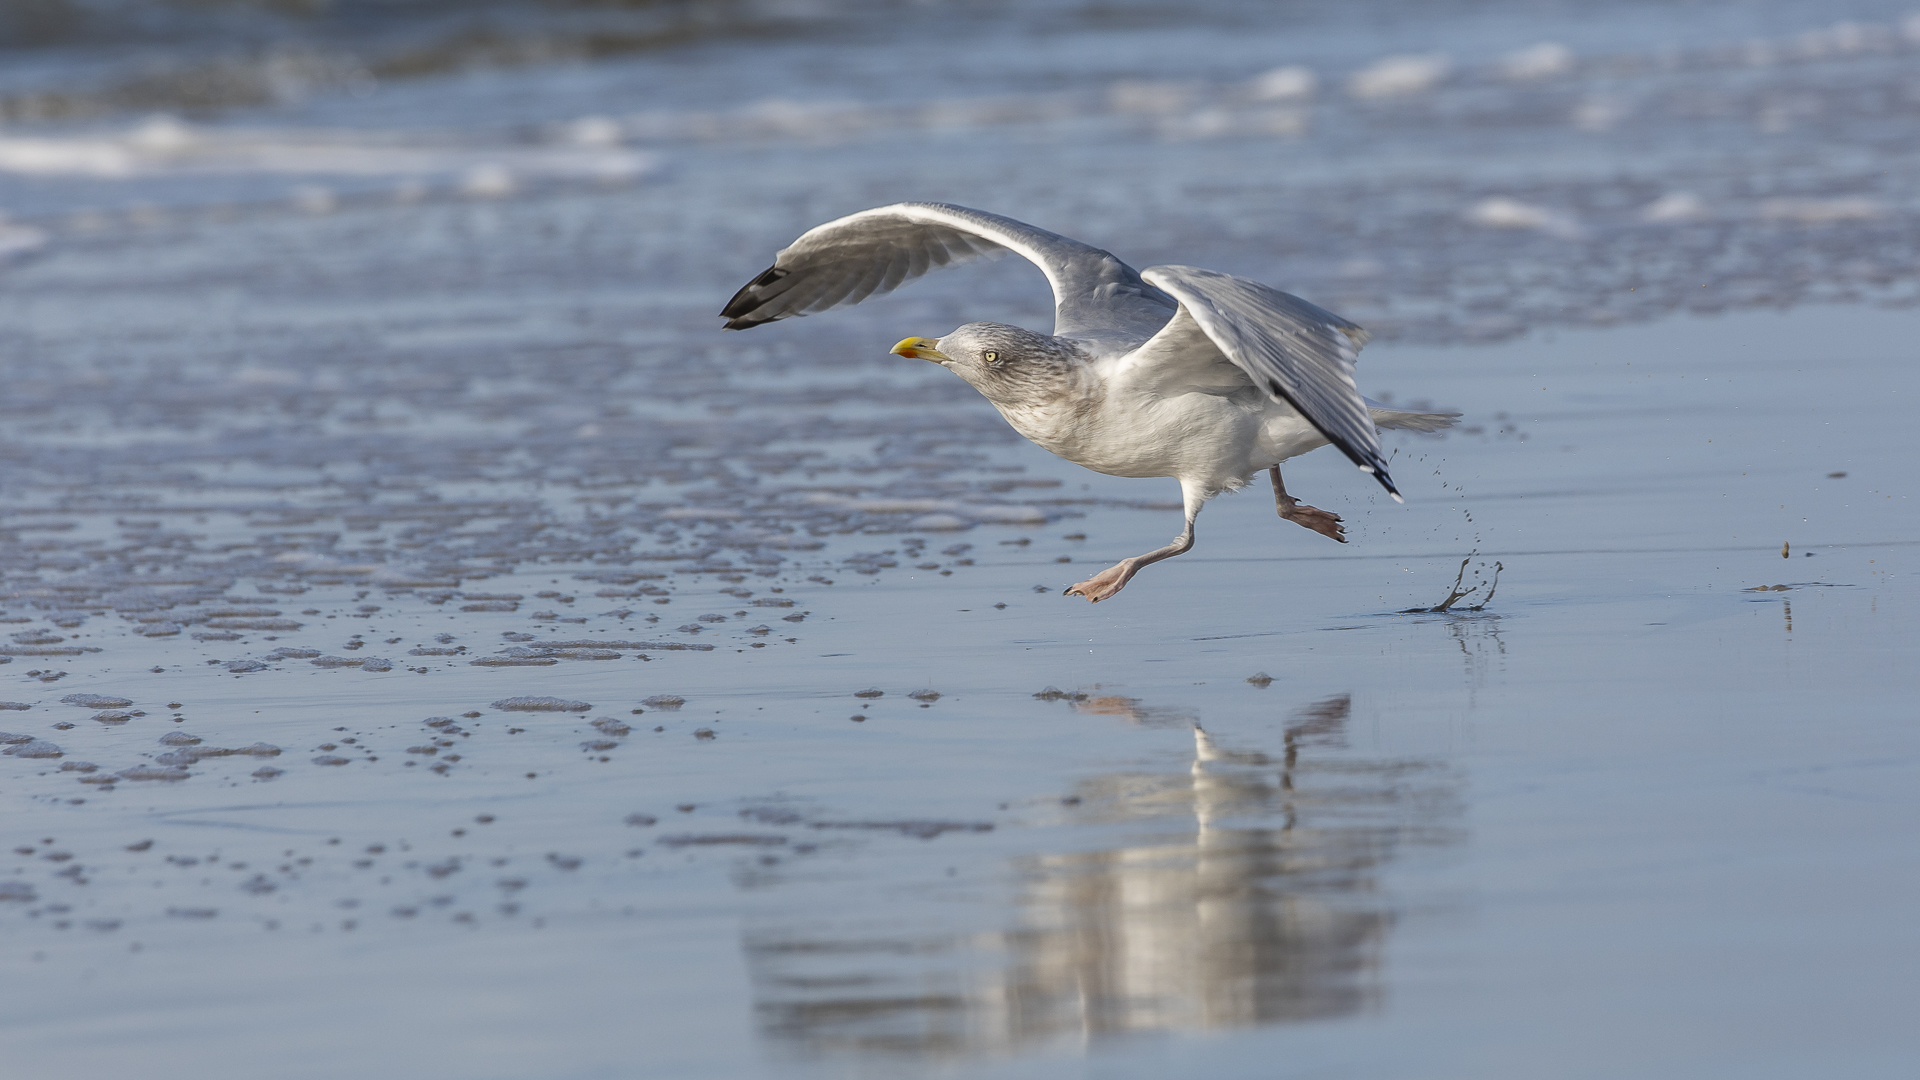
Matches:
[[0, 294, 1912, 1078], [2, 2, 1918, 1075]]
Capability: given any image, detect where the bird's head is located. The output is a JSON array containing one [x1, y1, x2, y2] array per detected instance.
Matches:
[[891, 323, 1081, 402]]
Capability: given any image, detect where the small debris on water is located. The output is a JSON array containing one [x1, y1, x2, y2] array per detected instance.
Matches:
[[61, 694, 133, 708], [5, 739, 63, 759], [1033, 687, 1089, 702], [656, 834, 785, 848], [118, 766, 189, 781], [492, 697, 592, 712]]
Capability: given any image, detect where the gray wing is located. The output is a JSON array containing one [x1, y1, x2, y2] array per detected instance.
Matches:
[[1136, 265, 1400, 500], [720, 202, 1176, 343]]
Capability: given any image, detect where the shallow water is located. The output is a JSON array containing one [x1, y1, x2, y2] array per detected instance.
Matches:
[[2, 1, 1918, 1077]]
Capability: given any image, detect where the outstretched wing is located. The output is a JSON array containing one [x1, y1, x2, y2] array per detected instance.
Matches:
[[720, 202, 1176, 343], [1136, 265, 1400, 500]]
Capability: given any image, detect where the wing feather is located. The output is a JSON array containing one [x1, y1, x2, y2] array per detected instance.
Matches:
[[803, 268, 860, 313], [839, 264, 887, 308], [877, 246, 912, 294], [720, 202, 1176, 344], [775, 272, 834, 316], [1136, 265, 1401, 499]]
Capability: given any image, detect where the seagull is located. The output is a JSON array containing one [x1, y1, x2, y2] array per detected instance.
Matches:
[[721, 202, 1456, 602]]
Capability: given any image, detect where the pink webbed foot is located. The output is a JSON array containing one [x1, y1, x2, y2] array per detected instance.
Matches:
[[1064, 561, 1135, 603], [1280, 501, 1347, 543]]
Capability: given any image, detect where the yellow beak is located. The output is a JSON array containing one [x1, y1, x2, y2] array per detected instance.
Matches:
[[891, 336, 950, 362]]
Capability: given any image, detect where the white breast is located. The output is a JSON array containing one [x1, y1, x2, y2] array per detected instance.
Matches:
[[994, 379, 1324, 491]]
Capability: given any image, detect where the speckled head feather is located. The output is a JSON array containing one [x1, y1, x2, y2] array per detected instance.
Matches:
[[932, 322, 1088, 406]]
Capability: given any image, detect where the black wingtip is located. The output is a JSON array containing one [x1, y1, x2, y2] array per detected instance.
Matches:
[[1268, 373, 1402, 502], [1360, 464, 1404, 503], [719, 265, 789, 329]]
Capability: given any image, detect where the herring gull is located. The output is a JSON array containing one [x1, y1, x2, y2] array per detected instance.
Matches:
[[722, 202, 1455, 602]]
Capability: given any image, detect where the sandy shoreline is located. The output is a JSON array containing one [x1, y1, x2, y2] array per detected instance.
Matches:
[[1, 292, 1913, 1076]]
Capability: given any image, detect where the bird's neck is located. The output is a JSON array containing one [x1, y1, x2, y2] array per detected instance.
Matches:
[[978, 362, 1105, 456]]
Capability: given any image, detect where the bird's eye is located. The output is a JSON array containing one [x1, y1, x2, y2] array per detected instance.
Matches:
[[982, 351, 999, 364]]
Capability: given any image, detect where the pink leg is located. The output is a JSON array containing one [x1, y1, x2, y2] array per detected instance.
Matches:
[[1066, 513, 1198, 603]]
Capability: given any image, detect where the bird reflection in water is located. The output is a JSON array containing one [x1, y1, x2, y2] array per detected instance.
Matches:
[[745, 693, 1460, 1061]]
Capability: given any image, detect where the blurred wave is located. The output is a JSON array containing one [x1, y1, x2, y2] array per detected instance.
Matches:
[[0, 0, 769, 51], [0, 0, 851, 120], [6, 0, 1920, 342], [9, 0, 1915, 122], [0, 113, 655, 184]]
